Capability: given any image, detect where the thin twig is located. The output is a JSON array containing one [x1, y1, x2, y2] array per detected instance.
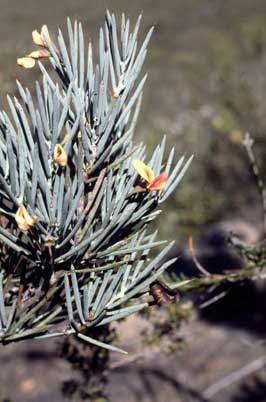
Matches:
[[198, 290, 228, 309], [203, 355, 266, 398], [242, 132, 266, 234], [110, 351, 145, 370], [188, 236, 211, 276]]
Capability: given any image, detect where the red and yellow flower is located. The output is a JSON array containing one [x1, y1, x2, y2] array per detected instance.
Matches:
[[132, 160, 167, 191]]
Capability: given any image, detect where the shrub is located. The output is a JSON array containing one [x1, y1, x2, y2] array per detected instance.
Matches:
[[0, 11, 192, 351]]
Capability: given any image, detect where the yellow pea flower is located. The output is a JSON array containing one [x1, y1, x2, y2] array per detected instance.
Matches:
[[53, 144, 68, 167], [27, 50, 50, 59], [17, 50, 50, 69], [32, 25, 51, 47], [17, 57, 36, 69], [15, 206, 36, 231]]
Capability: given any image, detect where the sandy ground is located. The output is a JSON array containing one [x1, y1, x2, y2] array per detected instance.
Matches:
[[0, 309, 265, 402]]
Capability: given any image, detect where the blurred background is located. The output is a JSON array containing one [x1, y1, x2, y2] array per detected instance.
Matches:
[[1, 0, 266, 401]]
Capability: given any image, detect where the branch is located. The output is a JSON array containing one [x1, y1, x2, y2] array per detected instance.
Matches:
[[242, 132, 266, 234], [203, 355, 266, 398]]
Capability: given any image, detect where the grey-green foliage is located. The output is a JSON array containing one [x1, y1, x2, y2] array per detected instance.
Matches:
[[0, 11, 192, 351]]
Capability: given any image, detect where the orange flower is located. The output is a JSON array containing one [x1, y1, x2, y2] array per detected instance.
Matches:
[[32, 25, 51, 47], [132, 160, 167, 191], [15, 206, 36, 231], [53, 144, 68, 167]]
